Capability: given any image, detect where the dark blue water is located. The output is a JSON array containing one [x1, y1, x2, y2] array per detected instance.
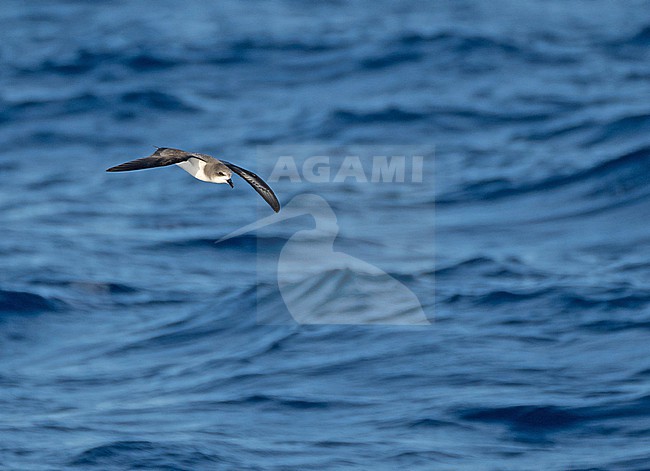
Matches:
[[2, 1, 650, 469]]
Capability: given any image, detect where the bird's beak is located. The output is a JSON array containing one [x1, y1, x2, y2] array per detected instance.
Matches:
[[227, 178, 234, 188]]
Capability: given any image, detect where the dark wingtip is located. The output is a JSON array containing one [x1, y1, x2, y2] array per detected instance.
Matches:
[[265, 193, 281, 212], [106, 164, 129, 172]]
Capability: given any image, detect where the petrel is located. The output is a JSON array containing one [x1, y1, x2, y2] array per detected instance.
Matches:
[[106, 147, 280, 212]]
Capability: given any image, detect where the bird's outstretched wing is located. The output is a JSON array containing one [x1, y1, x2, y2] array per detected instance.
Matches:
[[222, 161, 281, 212], [106, 148, 206, 172]]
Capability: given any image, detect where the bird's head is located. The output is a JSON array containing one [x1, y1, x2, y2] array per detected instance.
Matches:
[[212, 167, 234, 187]]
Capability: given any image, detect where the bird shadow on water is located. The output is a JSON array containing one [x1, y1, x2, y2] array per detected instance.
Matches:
[[217, 193, 431, 325]]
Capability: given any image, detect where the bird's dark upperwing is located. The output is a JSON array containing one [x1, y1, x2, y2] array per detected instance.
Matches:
[[106, 148, 206, 172], [222, 161, 281, 212]]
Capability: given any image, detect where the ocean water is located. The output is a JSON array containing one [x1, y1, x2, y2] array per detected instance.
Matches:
[[1, 0, 650, 469]]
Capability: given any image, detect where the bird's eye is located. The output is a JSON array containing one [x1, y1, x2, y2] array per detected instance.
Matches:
[[218, 172, 225, 176]]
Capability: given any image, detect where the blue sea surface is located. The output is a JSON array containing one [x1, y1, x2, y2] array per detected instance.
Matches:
[[2, 0, 650, 469]]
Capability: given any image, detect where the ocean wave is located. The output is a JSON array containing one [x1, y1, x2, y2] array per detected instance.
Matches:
[[18, 49, 184, 76], [70, 440, 226, 468], [151, 234, 289, 251], [106, 314, 233, 355], [231, 37, 343, 54], [119, 90, 197, 112], [14, 36, 344, 78], [607, 24, 650, 53], [3, 93, 104, 117], [0, 289, 62, 314], [496, 394, 650, 433], [47, 280, 138, 295], [580, 318, 650, 333], [3, 89, 197, 122], [407, 418, 455, 429], [398, 31, 522, 55], [522, 118, 596, 142], [360, 50, 424, 70], [329, 106, 430, 125], [218, 394, 333, 409], [629, 25, 650, 45], [434, 256, 545, 280], [436, 146, 650, 205], [585, 112, 650, 147], [443, 285, 650, 313], [326, 104, 554, 137], [460, 404, 586, 432], [21, 49, 120, 75], [396, 31, 576, 65], [122, 53, 179, 71], [444, 288, 554, 306]]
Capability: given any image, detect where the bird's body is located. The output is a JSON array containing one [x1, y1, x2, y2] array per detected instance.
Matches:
[[174, 153, 230, 184], [106, 147, 280, 212]]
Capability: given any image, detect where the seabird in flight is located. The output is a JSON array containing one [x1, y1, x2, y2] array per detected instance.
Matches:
[[106, 147, 280, 212]]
